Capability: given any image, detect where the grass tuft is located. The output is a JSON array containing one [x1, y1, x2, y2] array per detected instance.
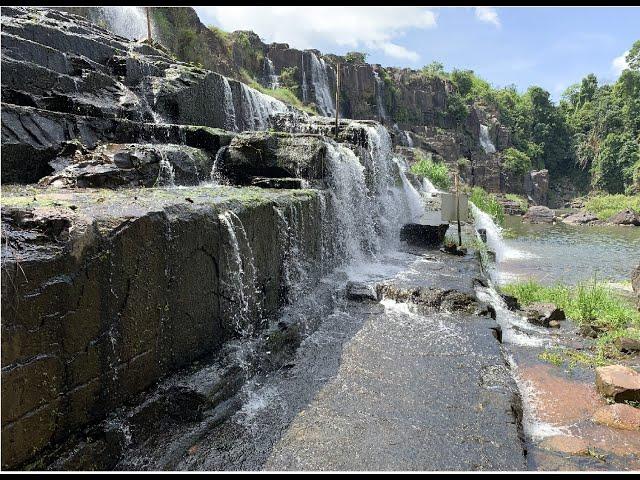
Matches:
[[469, 187, 505, 225], [583, 194, 640, 220], [409, 152, 451, 190]]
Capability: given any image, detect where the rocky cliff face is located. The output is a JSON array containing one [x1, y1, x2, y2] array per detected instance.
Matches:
[[54, 6, 532, 196], [1, 7, 426, 468]]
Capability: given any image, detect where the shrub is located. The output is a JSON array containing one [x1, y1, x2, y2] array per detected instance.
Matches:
[[345, 51, 368, 64], [409, 152, 451, 190], [502, 147, 532, 176]]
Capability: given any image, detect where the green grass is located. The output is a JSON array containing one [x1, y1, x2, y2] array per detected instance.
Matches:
[[469, 187, 505, 225], [583, 194, 640, 220], [502, 278, 640, 360], [409, 152, 451, 190]]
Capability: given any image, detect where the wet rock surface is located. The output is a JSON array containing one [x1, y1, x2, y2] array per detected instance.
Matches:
[[345, 281, 378, 302], [399, 223, 449, 248], [592, 404, 640, 431], [595, 365, 640, 403], [523, 303, 566, 327]]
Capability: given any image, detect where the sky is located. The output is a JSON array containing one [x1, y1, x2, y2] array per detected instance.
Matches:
[[194, 6, 639, 102]]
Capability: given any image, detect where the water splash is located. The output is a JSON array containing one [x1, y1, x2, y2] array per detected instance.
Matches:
[[479, 124, 496, 154]]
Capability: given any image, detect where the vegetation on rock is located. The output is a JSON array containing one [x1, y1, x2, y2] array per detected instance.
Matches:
[[409, 151, 451, 190], [582, 194, 640, 220], [502, 278, 640, 360]]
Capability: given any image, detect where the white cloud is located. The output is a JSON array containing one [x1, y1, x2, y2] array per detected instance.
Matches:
[[612, 50, 630, 76], [475, 7, 501, 28], [195, 7, 437, 61]]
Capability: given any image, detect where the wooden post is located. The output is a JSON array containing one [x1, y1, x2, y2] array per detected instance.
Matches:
[[334, 63, 340, 140], [455, 173, 462, 247], [146, 7, 152, 42]]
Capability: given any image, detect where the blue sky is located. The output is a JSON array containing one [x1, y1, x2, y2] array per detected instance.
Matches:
[[194, 7, 639, 102]]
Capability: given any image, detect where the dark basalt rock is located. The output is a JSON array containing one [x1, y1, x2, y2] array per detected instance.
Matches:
[[523, 302, 566, 327], [608, 208, 640, 226], [219, 132, 328, 185], [346, 281, 378, 302], [38, 143, 215, 188], [400, 223, 449, 248], [250, 177, 307, 190]]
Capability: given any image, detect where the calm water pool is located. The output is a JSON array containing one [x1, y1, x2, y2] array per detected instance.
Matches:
[[496, 215, 640, 286]]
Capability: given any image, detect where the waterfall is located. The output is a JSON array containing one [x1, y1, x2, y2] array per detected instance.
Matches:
[[210, 146, 228, 184], [479, 124, 496, 154], [470, 203, 511, 265], [219, 211, 260, 337], [373, 71, 387, 122], [309, 52, 335, 117], [222, 77, 238, 131], [300, 53, 309, 104], [264, 57, 280, 90], [239, 83, 289, 131], [324, 142, 378, 263], [98, 7, 149, 40], [155, 151, 175, 187], [404, 131, 414, 148], [422, 177, 439, 196], [394, 157, 424, 222], [274, 204, 308, 303]]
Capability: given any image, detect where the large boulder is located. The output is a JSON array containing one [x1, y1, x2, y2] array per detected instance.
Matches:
[[399, 223, 449, 248], [523, 205, 556, 224], [219, 132, 328, 185], [595, 365, 640, 402], [608, 209, 640, 226], [562, 211, 599, 225]]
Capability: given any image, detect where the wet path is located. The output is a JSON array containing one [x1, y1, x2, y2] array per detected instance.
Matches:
[[131, 249, 526, 471]]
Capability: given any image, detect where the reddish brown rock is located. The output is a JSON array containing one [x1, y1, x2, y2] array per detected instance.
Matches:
[[539, 435, 591, 456], [593, 403, 640, 431], [595, 365, 640, 402]]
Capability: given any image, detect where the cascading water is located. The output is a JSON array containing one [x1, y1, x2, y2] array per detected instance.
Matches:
[[98, 7, 149, 40], [470, 203, 510, 265], [479, 124, 496, 154], [209, 146, 228, 184], [309, 52, 335, 117], [264, 57, 280, 90], [219, 211, 261, 337], [300, 53, 309, 104], [222, 77, 238, 131], [394, 157, 424, 222], [274, 204, 308, 303], [239, 83, 289, 131], [373, 71, 387, 122], [155, 151, 175, 187]]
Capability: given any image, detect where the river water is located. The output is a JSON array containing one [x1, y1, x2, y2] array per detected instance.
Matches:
[[497, 215, 640, 287], [474, 210, 640, 471]]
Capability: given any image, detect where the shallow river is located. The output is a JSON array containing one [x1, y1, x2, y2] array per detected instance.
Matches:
[[496, 214, 640, 286]]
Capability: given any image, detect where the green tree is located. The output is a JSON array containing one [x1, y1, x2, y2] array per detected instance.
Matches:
[[626, 40, 640, 71]]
